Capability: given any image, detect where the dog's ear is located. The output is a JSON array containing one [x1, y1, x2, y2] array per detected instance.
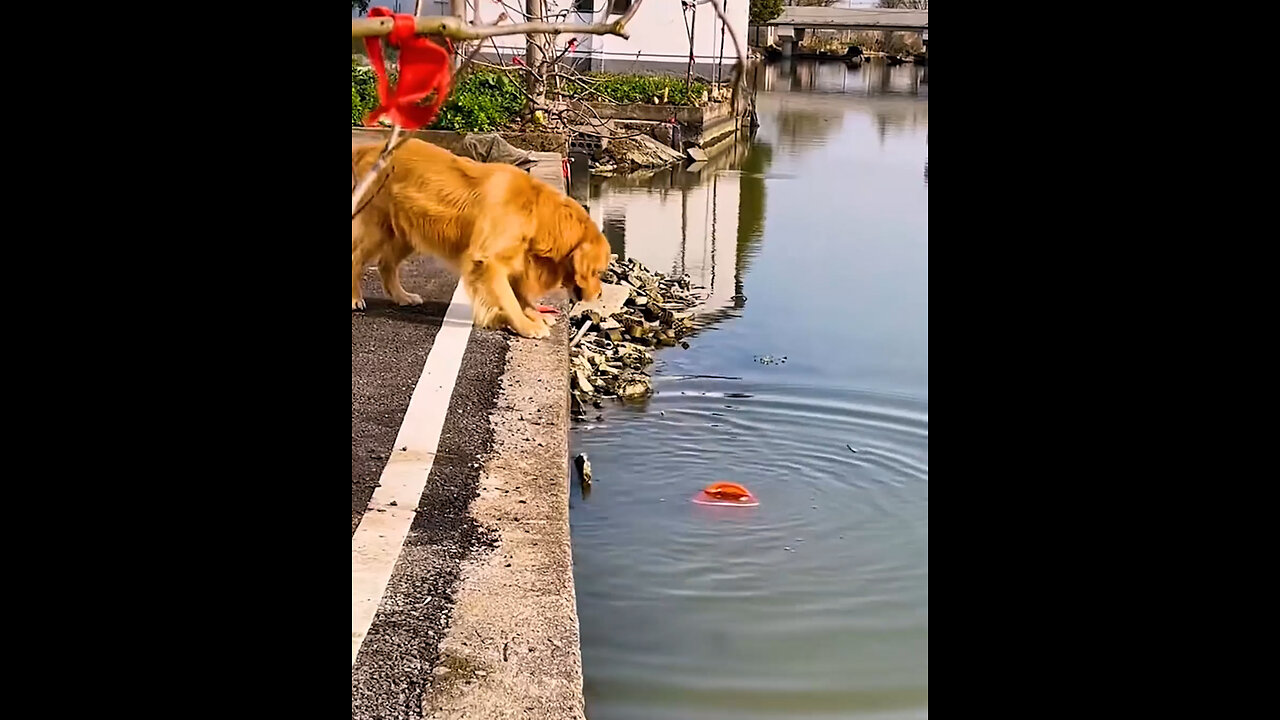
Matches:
[[554, 200, 586, 257], [569, 225, 606, 301], [528, 194, 581, 258]]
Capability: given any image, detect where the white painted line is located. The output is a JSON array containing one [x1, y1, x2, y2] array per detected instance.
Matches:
[[352, 281, 474, 667]]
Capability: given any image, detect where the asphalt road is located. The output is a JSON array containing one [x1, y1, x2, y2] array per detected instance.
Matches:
[[351, 255, 511, 719]]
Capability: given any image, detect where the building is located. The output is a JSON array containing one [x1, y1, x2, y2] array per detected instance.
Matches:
[[461, 0, 749, 76]]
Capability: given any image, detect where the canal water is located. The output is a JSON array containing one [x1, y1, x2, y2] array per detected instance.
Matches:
[[570, 60, 928, 720]]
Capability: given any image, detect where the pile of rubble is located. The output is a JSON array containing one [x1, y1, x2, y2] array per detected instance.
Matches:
[[569, 257, 701, 419]]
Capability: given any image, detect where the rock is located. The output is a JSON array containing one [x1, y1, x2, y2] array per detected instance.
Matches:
[[570, 283, 630, 319], [574, 368, 595, 395], [600, 134, 685, 171], [616, 372, 652, 400], [568, 257, 701, 417]]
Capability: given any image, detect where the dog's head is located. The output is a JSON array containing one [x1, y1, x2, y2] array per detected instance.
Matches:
[[557, 200, 611, 303]]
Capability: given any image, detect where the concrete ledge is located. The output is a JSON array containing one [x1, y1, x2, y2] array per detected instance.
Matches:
[[584, 99, 732, 126], [696, 115, 740, 148], [351, 127, 568, 155], [423, 309, 582, 720], [351, 128, 567, 194]]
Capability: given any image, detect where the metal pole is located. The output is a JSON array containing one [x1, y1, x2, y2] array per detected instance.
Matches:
[[716, 0, 728, 86], [685, 3, 698, 90]]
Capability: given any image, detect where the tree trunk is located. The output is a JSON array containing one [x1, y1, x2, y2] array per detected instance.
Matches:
[[451, 0, 465, 68], [526, 0, 547, 112]]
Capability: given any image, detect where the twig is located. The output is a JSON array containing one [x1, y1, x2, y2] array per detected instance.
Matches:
[[455, 11, 510, 84], [350, 0, 680, 213], [696, 0, 747, 114], [352, 13, 641, 41]]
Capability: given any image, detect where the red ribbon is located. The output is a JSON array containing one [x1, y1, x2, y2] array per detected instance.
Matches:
[[362, 8, 452, 129]]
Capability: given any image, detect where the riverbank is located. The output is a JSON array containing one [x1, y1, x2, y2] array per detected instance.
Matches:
[[353, 62, 757, 172], [423, 308, 583, 720]]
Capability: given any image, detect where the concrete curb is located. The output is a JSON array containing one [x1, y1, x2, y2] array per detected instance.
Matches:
[[422, 308, 583, 720]]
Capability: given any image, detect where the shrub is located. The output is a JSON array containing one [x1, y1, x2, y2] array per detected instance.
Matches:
[[351, 59, 381, 126], [560, 73, 708, 106], [433, 70, 526, 132], [352, 64, 709, 131], [750, 0, 784, 25]]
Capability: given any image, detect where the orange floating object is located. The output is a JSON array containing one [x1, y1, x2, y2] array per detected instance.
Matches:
[[691, 482, 759, 507]]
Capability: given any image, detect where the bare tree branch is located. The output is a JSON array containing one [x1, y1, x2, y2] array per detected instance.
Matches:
[[350, 0, 752, 221], [352, 12, 640, 41], [697, 0, 747, 112]]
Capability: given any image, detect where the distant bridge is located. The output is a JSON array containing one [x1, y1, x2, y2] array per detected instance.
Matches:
[[754, 7, 928, 56], [762, 7, 928, 33]]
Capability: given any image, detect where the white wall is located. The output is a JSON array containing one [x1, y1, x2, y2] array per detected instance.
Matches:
[[465, 0, 748, 74]]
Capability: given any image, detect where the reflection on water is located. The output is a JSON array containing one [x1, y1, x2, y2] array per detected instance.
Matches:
[[758, 58, 927, 98], [572, 60, 928, 720], [586, 136, 762, 329]]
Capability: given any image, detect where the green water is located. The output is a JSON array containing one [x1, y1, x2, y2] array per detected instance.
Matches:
[[570, 60, 928, 720]]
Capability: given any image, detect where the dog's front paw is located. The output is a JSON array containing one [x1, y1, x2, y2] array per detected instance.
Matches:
[[352, 298, 367, 311], [525, 307, 557, 328], [395, 292, 424, 307], [516, 319, 552, 340]]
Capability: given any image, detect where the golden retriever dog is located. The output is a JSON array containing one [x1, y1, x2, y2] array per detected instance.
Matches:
[[352, 138, 610, 339]]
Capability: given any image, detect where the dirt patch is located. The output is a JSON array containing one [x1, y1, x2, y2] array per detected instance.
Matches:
[[500, 132, 569, 155], [596, 134, 684, 173]]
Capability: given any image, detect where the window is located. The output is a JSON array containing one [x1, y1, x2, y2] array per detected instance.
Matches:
[[574, 0, 598, 12], [609, 0, 632, 15]]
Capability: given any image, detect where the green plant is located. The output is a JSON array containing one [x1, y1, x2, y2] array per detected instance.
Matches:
[[848, 30, 922, 55], [352, 64, 711, 132], [433, 70, 526, 132], [560, 73, 708, 106], [351, 59, 382, 126], [750, 0, 783, 25]]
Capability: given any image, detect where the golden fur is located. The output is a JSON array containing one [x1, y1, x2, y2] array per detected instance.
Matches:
[[351, 139, 610, 339]]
